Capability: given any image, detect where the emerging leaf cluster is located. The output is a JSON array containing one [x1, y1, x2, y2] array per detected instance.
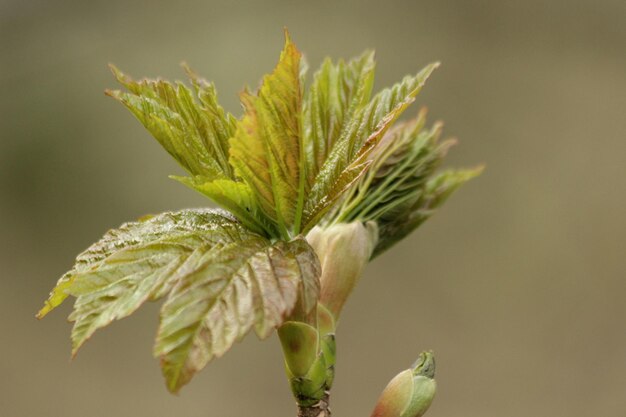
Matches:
[[38, 31, 479, 393], [106, 33, 442, 241]]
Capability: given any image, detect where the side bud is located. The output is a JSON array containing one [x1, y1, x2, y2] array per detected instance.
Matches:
[[278, 321, 328, 406], [306, 221, 378, 318], [371, 351, 436, 417]]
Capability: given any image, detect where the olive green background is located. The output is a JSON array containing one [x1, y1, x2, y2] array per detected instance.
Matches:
[[1, 1, 625, 416]]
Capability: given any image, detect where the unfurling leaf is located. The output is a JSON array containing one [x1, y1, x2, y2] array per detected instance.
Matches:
[[373, 165, 484, 257], [329, 108, 483, 257], [303, 51, 376, 186], [38, 209, 320, 392], [302, 63, 440, 232], [378, 166, 482, 249]]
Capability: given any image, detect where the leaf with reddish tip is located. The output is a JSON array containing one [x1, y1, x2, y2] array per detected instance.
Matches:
[[229, 32, 304, 237]]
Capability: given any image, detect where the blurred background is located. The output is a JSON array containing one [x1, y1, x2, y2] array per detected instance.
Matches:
[[1, 0, 625, 416]]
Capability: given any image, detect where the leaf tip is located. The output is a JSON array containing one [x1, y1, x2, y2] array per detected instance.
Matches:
[[283, 26, 292, 43], [35, 308, 47, 320], [180, 61, 200, 82], [166, 380, 181, 394], [108, 63, 124, 81], [160, 358, 185, 394], [36, 298, 59, 319], [168, 174, 187, 182], [281, 27, 301, 59], [414, 62, 441, 88], [70, 344, 81, 359], [469, 164, 486, 178]]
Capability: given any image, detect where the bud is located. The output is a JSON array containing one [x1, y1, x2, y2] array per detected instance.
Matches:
[[370, 351, 436, 417], [278, 321, 319, 378], [278, 304, 339, 406], [306, 221, 378, 318], [278, 320, 329, 406]]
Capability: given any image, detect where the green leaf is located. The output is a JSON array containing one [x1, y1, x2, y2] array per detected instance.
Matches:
[[229, 33, 304, 237], [37, 272, 73, 319], [37, 209, 321, 393], [67, 243, 189, 354], [107, 65, 236, 179], [39, 209, 253, 346], [155, 234, 320, 392], [36, 211, 230, 320], [302, 63, 440, 231], [303, 51, 375, 187]]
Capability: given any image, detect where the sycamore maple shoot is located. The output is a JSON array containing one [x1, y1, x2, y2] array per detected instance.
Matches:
[[38, 31, 481, 417]]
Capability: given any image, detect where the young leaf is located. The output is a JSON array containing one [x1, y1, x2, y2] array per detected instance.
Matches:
[[303, 51, 375, 186], [39, 210, 253, 344], [229, 33, 304, 237], [155, 235, 320, 392], [338, 111, 450, 225], [373, 166, 484, 257], [324, 107, 483, 257], [36, 210, 221, 319], [300, 160, 371, 235], [107, 66, 236, 179], [37, 208, 321, 393], [302, 63, 440, 231]]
